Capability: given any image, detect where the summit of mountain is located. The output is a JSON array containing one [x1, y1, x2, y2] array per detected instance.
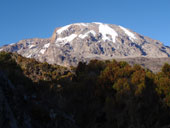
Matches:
[[0, 22, 170, 67]]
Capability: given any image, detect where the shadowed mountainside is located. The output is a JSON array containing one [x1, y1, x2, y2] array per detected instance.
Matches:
[[0, 52, 170, 128]]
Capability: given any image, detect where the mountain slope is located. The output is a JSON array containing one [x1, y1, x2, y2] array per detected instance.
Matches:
[[0, 22, 170, 66]]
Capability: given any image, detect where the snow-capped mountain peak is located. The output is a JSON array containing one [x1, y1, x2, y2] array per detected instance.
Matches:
[[0, 22, 170, 66]]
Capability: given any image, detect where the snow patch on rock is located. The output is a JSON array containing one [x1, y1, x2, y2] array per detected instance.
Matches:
[[57, 24, 71, 34], [26, 54, 32, 58], [119, 26, 136, 41], [29, 45, 36, 49], [39, 49, 46, 54], [57, 23, 88, 35], [39, 43, 51, 54], [97, 23, 118, 42], [56, 34, 77, 46], [79, 30, 96, 39], [56, 43, 60, 47], [43, 43, 50, 48], [74, 23, 88, 27], [93, 22, 103, 24]]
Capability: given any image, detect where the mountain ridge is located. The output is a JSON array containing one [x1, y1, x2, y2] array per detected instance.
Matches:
[[0, 22, 170, 67]]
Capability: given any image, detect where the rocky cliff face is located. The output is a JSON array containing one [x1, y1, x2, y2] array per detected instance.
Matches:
[[0, 22, 170, 66]]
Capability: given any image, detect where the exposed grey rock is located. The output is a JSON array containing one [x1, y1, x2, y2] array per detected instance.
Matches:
[[115, 57, 170, 73], [0, 22, 170, 68]]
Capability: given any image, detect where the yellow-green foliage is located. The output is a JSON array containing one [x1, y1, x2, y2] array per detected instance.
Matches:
[[155, 64, 170, 106], [0, 52, 71, 83], [113, 78, 130, 94], [162, 63, 170, 78]]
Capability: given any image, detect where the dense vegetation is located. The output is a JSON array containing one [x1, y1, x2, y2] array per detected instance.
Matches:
[[0, 52, 170, 128]]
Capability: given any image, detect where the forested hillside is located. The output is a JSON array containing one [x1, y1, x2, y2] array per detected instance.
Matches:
[[0, 52, 170, 128]]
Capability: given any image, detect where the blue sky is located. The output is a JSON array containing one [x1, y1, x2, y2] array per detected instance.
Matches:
[[0, 0, 170, 46]]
